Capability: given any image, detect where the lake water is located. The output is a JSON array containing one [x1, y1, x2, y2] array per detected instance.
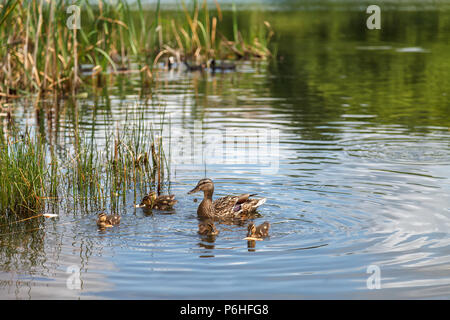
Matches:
[[1, 2, 450, 299]]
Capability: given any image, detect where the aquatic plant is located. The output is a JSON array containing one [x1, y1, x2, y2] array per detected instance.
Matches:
[[0, 0, 274, 98], [0, 128, 47, 216], [0, 105, 169, 218]]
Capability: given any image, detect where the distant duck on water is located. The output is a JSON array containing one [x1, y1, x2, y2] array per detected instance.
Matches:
[[209, 59, 236, 72]]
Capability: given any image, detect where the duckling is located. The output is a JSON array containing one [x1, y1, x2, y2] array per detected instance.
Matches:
[[198, 220, 219, 236], [139, 191, 177, 210], [244, 221, 270, 240], [96, 213, 121, 229], [188, 178, 266, 220], [209, 59, 236, 72]]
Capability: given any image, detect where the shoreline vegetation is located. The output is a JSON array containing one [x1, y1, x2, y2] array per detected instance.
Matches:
[[0, 0, 274, 99], [0, 0, 274, 220], [0, 107, 169, 218]]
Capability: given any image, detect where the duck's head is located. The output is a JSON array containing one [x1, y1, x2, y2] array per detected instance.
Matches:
[[97, 213, 112, 228], [247, 221, 270, 238], [188, 178, 214, 195], [140, 191, 157, 206], [97, 213, 107, 223]]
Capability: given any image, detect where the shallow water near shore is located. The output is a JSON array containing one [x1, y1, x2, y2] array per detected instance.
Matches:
[[1, 2, 450, 299]]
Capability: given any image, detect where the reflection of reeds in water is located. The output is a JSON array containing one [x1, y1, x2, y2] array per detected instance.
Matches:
[[0, 0, 274, 98], [0, 106, 169, 218]]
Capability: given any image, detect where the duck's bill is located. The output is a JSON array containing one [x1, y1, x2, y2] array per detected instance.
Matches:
[[187, 186, 200, 194]]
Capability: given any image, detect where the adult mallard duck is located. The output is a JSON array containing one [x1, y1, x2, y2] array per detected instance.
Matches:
[[97, 213, 121, 229], [245, 221, 270, 240], [187, 178, 266, 220], [139, 191, 177, 210], [198, 219, 219, 236]]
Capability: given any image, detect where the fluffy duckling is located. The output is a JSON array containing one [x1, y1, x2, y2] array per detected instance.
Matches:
[[245, 221, 270, 240], [97, 213, 121, 229], [198, 220, 219, 237], [139, 191, 177, 210]]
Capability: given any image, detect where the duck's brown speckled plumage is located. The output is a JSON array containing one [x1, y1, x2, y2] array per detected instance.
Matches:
[[97, 213, 121, 229], [140, 191, 177, 210], [188, 178, 266, 220]]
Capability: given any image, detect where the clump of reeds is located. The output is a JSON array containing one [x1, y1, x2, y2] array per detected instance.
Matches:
[[0, 0, 274, 98], [0, 128, 47, 216], [160, 0, 275, 64], [0, 108, 169, 218]]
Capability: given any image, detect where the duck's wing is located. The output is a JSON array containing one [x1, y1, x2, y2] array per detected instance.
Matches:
[[213, 194, 266, 218], [236, 193, 257, 204], [213, 195, 240, 216], [241, 197, 266, 213], [139, 194, 151, 206]]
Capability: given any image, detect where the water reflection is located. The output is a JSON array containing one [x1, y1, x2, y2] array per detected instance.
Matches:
[[247, 240, 257, 251]]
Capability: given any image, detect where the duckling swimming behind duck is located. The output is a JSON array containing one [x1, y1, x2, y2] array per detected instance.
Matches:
[[244, 221, 270, 240], [97, 213, 121, 229], [139, 191, 177, 210], [198, 220, 219, 236]]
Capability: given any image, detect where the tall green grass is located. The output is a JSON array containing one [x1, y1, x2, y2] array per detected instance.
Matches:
[[0, 107, 169, 218], [0, 0, 274, 97], [0, 128, 47, 216]]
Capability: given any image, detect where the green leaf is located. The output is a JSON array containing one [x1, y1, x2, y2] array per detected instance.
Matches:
[[94, 47, 117, 73]]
